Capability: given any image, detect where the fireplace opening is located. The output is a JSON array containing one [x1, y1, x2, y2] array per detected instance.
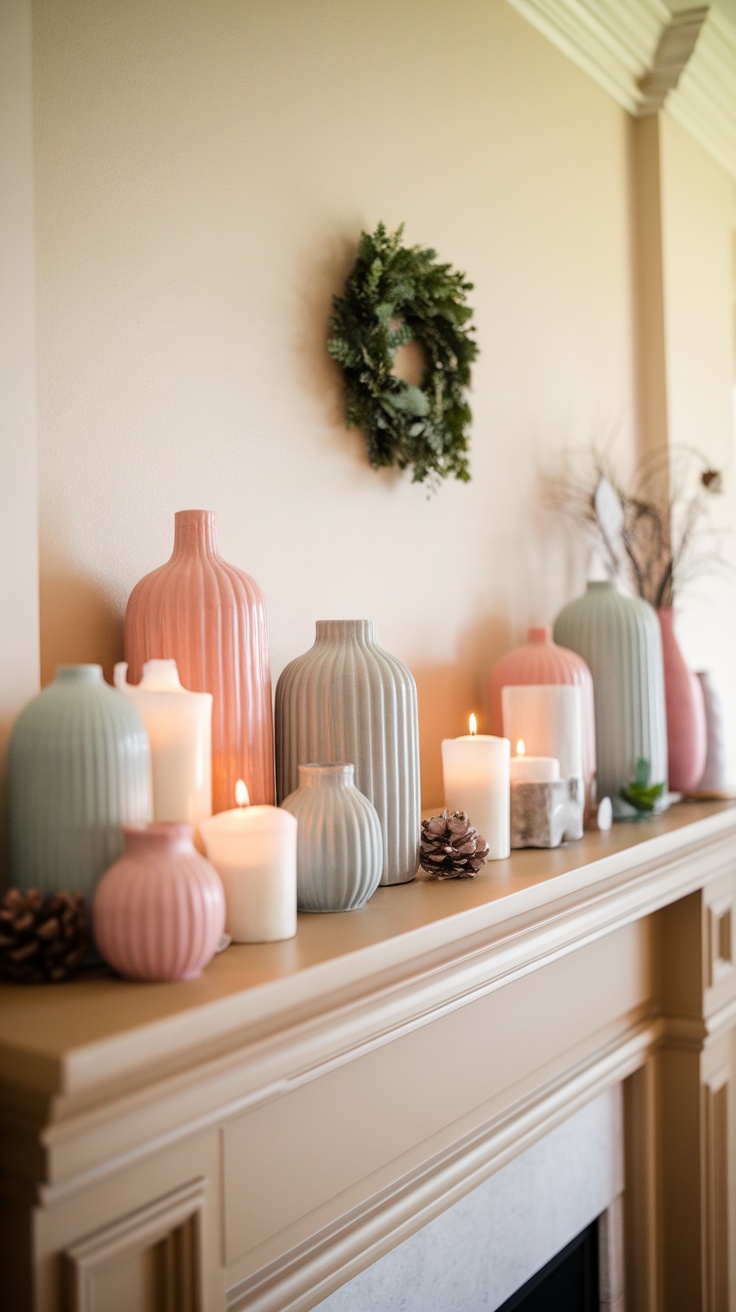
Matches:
[[496, 1222, 599, 1312]]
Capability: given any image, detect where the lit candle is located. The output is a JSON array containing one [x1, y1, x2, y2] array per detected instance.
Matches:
[[441, 715, 510, 860], [502, 685, 583, 782], [509, 738, 560, 784], [200, 780, 297, 942]]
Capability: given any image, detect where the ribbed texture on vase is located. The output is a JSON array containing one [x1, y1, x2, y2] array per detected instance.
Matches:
[[8, 666, 152, 899], [489, 625, 596, 802], [275, 621, 420, 885], [657, 608, 707, 792], [124, 510, 274, 812], [281, 763, 383, 911], [553, 583, 667, 816], [93, 824, 225, 980]]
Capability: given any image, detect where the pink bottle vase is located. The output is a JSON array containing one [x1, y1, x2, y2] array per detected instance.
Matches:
[[93, 824, 226, 981], [489, 626, 596, 808], [124, 510, 275, 813], [656, 607, 707, 792]]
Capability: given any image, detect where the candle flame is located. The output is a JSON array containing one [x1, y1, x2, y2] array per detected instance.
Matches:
[[235, 779, 250, 807], [516, 739, 526, 757], [469, 713, 477, 737]]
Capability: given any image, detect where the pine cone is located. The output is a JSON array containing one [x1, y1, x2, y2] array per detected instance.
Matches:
[[420, 811, 489, 879], [0, 888, 89, 983]]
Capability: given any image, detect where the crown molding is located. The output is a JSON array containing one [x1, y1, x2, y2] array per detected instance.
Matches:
[[505, 0, 736, 179], [665, 7, 736, 178]]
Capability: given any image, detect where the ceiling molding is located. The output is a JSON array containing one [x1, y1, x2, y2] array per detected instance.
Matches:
[[665, 7, 736, 178], [505, 0, 736, 179]]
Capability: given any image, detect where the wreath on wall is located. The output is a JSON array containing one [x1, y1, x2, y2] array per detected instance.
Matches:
[[327, 223, 479, 490]]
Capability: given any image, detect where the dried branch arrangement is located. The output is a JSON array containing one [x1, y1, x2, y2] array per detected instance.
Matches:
[[549, 444, 725, 608]]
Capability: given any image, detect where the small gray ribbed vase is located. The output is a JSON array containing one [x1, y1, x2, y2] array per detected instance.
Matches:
[[553, 582, 668, 818], [275, 621, 420, 885], [281, 764, 383, 911]]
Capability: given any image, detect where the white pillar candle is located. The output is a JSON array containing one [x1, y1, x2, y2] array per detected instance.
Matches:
[[441, 718, 510, 860], [502, 684, 583, 781], [509, 740, 560, 783], [114, 660, 212, 843], [200, 783, 297, 942]]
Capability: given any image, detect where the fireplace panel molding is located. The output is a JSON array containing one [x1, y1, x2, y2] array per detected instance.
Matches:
[[1, 802, 736, 1310]]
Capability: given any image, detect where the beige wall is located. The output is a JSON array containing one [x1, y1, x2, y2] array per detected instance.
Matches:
[[0, 0, 39, 879], [657, 113, 736, 755], [30, 0, 735, 807]]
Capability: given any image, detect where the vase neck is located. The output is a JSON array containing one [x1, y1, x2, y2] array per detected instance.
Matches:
[[123, 823, 195, 857], [527, 627, 552, 645], [171, 510, 220, 560], [55, 664, 104, 684], [297, 763, 355, 789], [315, 620, 377, 647]]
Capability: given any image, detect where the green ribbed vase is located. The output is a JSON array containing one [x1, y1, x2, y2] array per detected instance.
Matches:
[[553, 582, 668, 818], [8, 665, 152, 899]]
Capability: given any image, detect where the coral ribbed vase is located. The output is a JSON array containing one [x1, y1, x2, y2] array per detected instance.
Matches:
[[657, 608, 707, 792], [124, 510, 274, 813], [93, 824, 225, 981], [275, 620, 420, 885], [489, 626, 596, 807]]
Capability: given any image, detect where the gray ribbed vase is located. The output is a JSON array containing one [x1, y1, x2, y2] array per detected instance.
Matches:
[[8, 665, 152, 899], [281, 764, 383, 911], [275, 621, 420, 885], [553, 582, 668, 818]]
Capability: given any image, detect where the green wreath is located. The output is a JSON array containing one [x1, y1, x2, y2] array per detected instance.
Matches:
[[327, 223, 479, 489]]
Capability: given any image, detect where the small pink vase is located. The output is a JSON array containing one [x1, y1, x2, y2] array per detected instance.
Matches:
[[489, 626, 596, 808], [93, 824, 226, 981], [656, 607, 707, 793], [124, 510, 275, 814]]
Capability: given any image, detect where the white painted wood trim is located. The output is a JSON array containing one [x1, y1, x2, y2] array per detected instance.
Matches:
[[504, 0, 736, 179]]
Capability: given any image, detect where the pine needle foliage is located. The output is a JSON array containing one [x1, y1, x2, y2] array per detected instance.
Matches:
[[328, 223, 479, 491]]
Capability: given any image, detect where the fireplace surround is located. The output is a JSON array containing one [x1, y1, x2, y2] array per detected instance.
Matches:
[[0, 800, 735, 1310]]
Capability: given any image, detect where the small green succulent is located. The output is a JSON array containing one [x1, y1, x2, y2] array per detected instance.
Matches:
[[620, 758, 666, 814]]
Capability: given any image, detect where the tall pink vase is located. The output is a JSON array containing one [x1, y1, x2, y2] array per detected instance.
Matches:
[[489, 626, 596, 807], [124, 510, 274, 813], [93, 824, 226, 981], [657, 607, 707, 792]]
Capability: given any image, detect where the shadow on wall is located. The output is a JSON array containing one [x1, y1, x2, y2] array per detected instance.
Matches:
[[414, 614, 511, 809], [39, 567, 123, 688]]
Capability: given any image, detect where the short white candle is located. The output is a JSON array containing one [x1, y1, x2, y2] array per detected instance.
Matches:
[[441, 715, 510, 860], [509, 739, 560, 784], [502, 685, 583, 781], [200, 781, 297, 942]]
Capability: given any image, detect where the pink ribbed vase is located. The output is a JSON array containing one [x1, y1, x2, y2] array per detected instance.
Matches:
[[489, 626, 596, 807], [657, 607, 707, 792], [124, 510, 274, 813], [93, 824, 226, 981]]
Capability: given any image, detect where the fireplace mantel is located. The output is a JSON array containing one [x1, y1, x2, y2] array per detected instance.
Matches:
[[1, 801, 736, 1310]]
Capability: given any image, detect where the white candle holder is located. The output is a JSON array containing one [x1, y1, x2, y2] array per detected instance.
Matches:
[[510, 776, 584, 850]]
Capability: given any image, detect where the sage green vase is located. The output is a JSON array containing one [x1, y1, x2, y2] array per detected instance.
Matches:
[[8, 665, 152, 899], [553, 582, 668, 818]]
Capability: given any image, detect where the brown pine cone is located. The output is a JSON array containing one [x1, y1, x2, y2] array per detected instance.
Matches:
[[420, 811, 490, 879], [0, 888, 89, 983]]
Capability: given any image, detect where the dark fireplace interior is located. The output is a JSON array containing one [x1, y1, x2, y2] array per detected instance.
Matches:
[[496, 1221, 599, 1312]]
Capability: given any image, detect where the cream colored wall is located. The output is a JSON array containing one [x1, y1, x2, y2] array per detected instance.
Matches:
[[33, 0, 640, 808], [658, 111, 736, 762], [1, 0, 39, 877]]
